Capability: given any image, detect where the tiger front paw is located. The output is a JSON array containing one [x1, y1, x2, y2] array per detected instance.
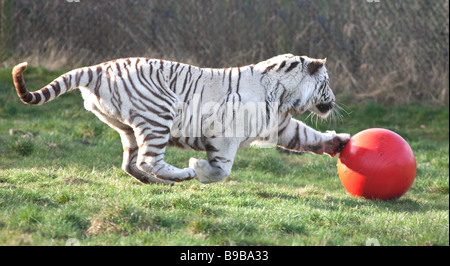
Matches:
[[189, 158, 212, 184], [323, 132, 351, 157]]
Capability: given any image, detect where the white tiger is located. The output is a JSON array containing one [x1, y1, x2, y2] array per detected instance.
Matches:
[[12, 54, 350, 185]]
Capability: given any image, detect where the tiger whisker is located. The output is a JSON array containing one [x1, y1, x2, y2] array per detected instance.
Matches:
[[305, 111, 314, 122]]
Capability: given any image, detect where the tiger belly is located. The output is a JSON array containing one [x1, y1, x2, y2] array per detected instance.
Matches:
[[168, 136, 206, 151]]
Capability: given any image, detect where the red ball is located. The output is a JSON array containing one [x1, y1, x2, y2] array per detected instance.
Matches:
[[337, 128, 416, 200]]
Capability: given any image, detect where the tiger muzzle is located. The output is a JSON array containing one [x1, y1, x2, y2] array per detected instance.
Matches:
[[316, 101, 335, 113]]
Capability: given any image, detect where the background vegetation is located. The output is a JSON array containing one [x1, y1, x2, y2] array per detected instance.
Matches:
[[1, 0, 449, 104]]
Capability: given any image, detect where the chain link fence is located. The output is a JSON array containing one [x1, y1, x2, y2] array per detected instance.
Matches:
[[1, 0, 448, 104]]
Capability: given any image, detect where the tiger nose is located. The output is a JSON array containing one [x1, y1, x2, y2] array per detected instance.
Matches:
[[316, 101, 335, 113]]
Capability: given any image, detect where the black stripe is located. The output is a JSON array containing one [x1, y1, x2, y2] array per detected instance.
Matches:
[[53, 82, 61, 98], [205, 143, 219, 152], [42, 88, 51, 101], [142, 133, 166, 143], [194, 137, 201, 150], [94, 66, 103, 98], [300, 57, 305, 64], [111, 72, 123, 112], [155, 69, 177, 102], [21, 92, 33, 103], [190, 70, 204, 98], [87, 67, 93, 85], [153, 128, 171, 135], [285, 61, 300, 73], [222, 68, 227, 85], [63, 75, 71, 91], [76, 69, 83, 87], [209, 156, 231, 164], [148, 142, 167, 150], [183, 80, 194, 103], [131, 63, 173, 112], [277, 115, 291, 137], [262, 63, 277, 74], [228, 68, 233, 94], [303, 127, 308, 144], [169, 63, 174, 79], [181, 69, 191, 95], [277, 60, 286, 71], [287, 123, 300, 149], [142, 151, 162, 157], [236, 67, 241, 101], [33, 92, 42, 104], [115, 62, 122, 77], [129, 112, 171, 135], [139, 115, 169, 130], [174, 62, 181, 73], [74, 71, 80, 87], [265, 99, 271, 127]]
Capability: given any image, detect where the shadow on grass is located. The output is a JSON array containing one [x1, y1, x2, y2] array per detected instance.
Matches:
[[308, 195, 449, 214]]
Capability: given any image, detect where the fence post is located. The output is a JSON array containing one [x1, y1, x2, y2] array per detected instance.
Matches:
[[1, 0, 14, 60]]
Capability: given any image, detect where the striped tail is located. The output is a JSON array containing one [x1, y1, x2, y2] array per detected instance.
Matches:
[[12, 62, 85, 105]]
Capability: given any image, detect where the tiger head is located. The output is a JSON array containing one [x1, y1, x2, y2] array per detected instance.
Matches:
[[259, 54, 335, 118]]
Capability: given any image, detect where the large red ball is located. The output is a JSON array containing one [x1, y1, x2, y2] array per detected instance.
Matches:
[[337, 128, 416, 200]]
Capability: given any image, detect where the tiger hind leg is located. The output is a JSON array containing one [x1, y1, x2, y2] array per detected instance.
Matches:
[[89, 107, 174, 185], [132, 120, 196, 182], [119, 129, 176, 185]]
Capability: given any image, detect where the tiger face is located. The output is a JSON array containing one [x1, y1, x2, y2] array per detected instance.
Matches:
[[302, 58, 335, 118], [260, 54, 335, 118]]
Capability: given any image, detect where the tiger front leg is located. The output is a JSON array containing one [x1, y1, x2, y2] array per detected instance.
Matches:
[[189, 139, 239, 184], [189, 157, 232, 184], [278, 118, 350, 157]]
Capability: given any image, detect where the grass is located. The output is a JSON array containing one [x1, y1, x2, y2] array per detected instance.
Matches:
[[0, 66, 448, 246]]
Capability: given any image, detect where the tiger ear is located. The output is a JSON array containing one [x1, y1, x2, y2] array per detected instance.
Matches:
[[307, 59, 326, 75]]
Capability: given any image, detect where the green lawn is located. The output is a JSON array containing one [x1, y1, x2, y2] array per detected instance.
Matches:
[[0, 66, 448, 246]]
